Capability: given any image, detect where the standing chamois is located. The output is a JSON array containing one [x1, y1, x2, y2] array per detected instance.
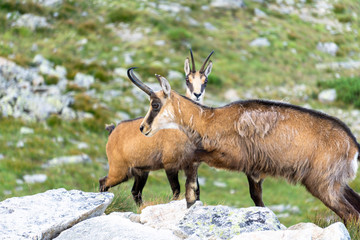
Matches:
[[128, 68, 360, 224], [99, 50, 214, 205]]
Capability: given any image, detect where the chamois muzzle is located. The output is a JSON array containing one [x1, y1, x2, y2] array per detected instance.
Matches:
[[127, 67, 154, 96]]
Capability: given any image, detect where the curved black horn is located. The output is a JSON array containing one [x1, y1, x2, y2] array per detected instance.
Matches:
[[190, 48, 196, 72], [199, 50, 214, 73], [127, 67, 154, 96]]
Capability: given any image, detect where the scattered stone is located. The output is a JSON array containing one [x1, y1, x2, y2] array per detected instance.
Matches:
[[211, 0, 245, 9], [20, 127, 34, 135], [254, 8, 267, 18], [16, 140, 25, 148], [198, 177, 206, 186], [317, 42, 338, 56], [204, 22, 217, 31], [0, 189, 113, 240], [224, 89, 240, 102], [268, 204, 300, 214], [34, 0, 63, 7], [154, 2, 191, 14], [74, 73, 95, 89], [154, 40, 166, 46], [23, 174, 47, 184], [167, 70, 183, 81], [315, 61, 360, 70], [318, 89, 337, 103], [3, 190, 12, 195], [55, 212, 177, 240], [114, 67, 128, 79], [42, 154, 92, 168], [213, 180, 227, 188], [0, 153, 4, 160], [12, 14, 51, 31], [250, 38, 271, 47]]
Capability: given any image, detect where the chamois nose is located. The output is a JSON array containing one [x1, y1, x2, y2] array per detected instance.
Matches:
[[194, 93, 201, 99], [140, 125, 144, 132]]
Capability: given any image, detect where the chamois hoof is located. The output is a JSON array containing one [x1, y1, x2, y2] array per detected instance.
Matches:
[[99, 176, 109, 192], [187, 201, 196, 208]]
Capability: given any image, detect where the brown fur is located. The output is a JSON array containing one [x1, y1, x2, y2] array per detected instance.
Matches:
[[140, 88, 360, 224]]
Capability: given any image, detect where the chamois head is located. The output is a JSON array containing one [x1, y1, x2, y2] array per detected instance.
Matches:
[[128, 68, 178, 137], [184, 49, 214, 103]]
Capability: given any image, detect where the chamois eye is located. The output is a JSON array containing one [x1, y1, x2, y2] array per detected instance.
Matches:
[[152, 103, 160, 110]]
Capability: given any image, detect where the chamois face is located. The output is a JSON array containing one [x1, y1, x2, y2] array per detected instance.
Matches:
[[140, 76, 177, 137], [184, 58, 212, 103]]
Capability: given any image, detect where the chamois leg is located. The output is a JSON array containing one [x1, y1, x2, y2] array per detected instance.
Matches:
[[195, 177, 200, 200], [99, 168, 129, 192], [165, 169, 181, 200], [344, 185, 360, 214], [184, 163, 199, 208], [247, 175, 265, 207], [304, 183, 359, 225], [131, 171, 149, 206]]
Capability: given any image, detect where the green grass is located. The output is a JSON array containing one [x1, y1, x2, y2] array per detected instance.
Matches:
[[0, 0, 360, 238]]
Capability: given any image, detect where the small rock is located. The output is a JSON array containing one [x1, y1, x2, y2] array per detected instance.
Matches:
[[250, 37, 271, 47], [154, 40, 166, 46], [0, 153, 5, 160], [204, 22, 217, 31], [317, 42, 338, 56], [254, 8, 267, 18], [34, 0, 63, 7], [167, 70, 183, 81], [211, 0, 245, 9], [42, 154, 92, 168], [198, 177, 206, 186], [318, 89, 336, 103], [74, 73, 94, 89], [12, 14, 51, 31], [16, 140, 25, 148], [23, 174, 47, 184], [224, 89, 240, 102], [20, 127, 34, 134], [213, 181, 227, 188], [114, 67, 128, 79]]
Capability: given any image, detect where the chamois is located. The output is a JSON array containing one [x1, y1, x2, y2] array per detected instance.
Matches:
[[129, 68, 360, 224], [99, 50, 214, 205]]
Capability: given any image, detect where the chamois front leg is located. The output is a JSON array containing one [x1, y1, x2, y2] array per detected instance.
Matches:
[[165, 169, 181, 200], [184, 163, 200, 208], [247, 175, 265, 207], [131, 170, 149, 206]]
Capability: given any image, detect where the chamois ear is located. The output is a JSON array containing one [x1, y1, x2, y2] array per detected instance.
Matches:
[[204, 61, 213, 77], [155, 74, 171, 97], [184, 57, 191, 75]]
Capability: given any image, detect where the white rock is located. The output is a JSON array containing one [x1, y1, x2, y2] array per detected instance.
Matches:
[[250, 37, 271, 47], [318, 89, 336, 103], [34, 0, 63, 7], [204, 22, 217, 31], [254, 8, 267, 17], [154, 40, 166, 46], [0, 153, 4, 160], [55, 212, 178, 240], [12, 14, 51, 31], [23, 174, 47, 184], [42, 154, 91, 168], [211, 0, 245, 9], [317, 42, 338, 56], [114, 67, 128, 78], [213, 180, 227, 188], [0, 189, 113, 240], [74, 73, 94, 89], [224, 89, 240, 102], [315, 61, 360, 70], [20, 127, 34, 134], [167, 70, 183, 81]]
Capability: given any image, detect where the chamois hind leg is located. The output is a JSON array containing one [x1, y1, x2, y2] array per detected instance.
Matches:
[[165, 169, 181, 200], [184, 163, 200, 208], [247, 175, 265, 207], [131, 170, 149, 206], [99, 168, 129, 192], [344, 184, 360, 214], [304, 182, 359, 225]]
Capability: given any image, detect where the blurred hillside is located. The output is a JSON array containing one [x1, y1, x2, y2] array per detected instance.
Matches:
[[0, 0, 360, 229]]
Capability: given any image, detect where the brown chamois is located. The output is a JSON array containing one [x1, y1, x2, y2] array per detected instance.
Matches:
[[129, 68, 360, 225], [99, 50, 214, 205]]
